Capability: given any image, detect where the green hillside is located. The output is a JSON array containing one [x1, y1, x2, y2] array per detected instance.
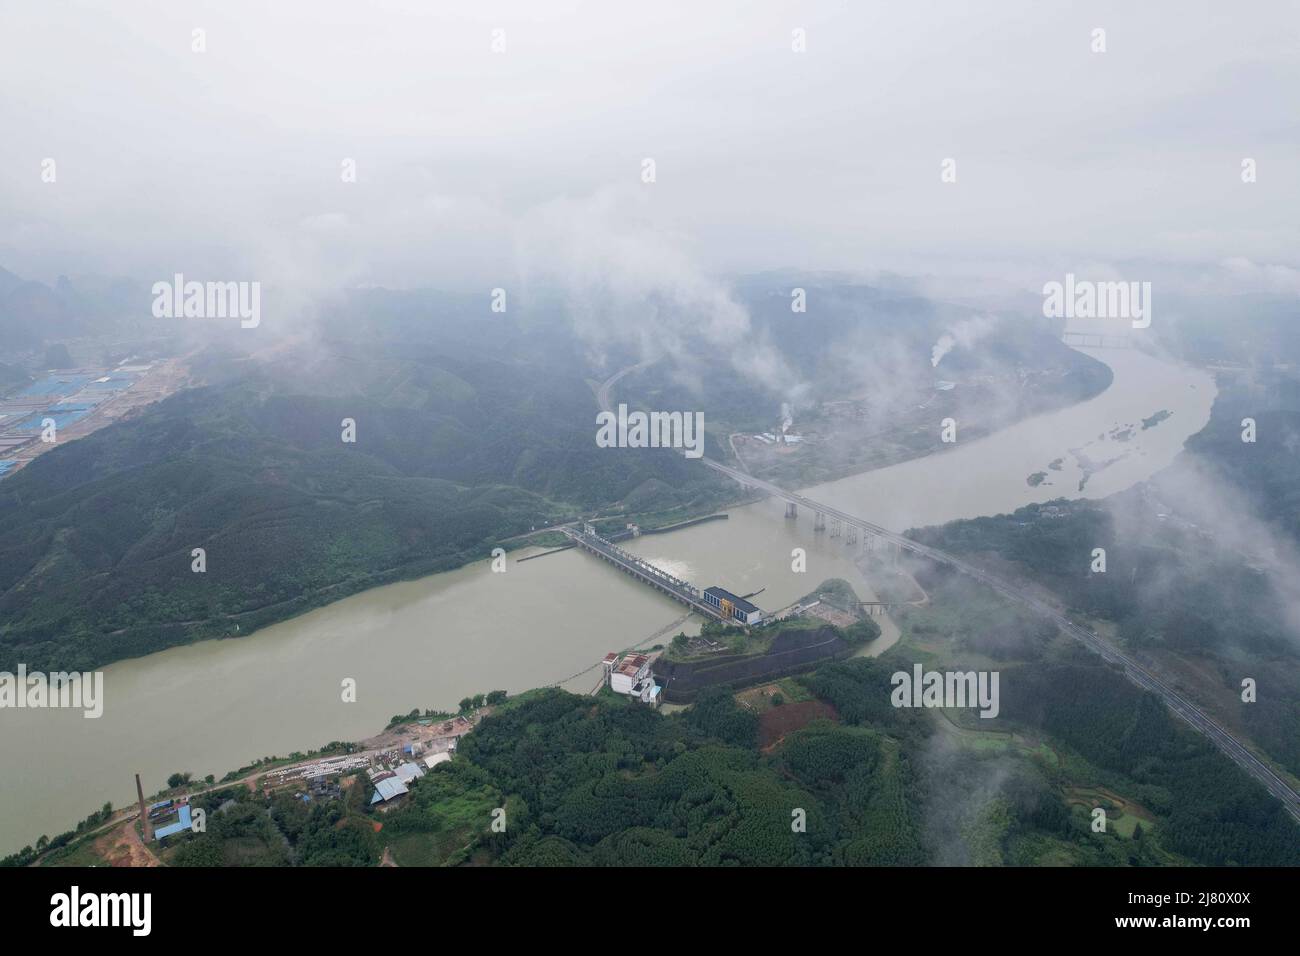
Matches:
[[0, 350, 731, 672]]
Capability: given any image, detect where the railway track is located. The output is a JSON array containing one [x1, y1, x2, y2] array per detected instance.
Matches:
[[702, 456, 1300, 823]]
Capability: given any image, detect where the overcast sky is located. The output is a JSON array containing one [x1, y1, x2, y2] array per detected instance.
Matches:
[[2, 0, 1299, 298]]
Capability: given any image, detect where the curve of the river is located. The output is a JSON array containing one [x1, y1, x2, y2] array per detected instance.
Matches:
[[0, 347, 1214, 853]]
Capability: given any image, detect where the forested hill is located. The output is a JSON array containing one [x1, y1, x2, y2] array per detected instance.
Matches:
[[907, 367, 1300, 779], [1181, 368, 1300, 543], [0, 277, 1107, 674], [0, 347, 732, 673], [73, 655, 1298, 868], [905, 369, 1300, 662]]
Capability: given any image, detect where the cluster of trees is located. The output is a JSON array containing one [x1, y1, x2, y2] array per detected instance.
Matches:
[[420, 658, 1158, 867], [0, 337, 733, 673], [171, 779, 379, 867], [803, 658, 927, 737], [380, 761, 505, 866], [912, 496, 1293, 660], [1001, 663, 1300, 865], [439, 654, 1297, 867], [908, 371, 1300, 782], [372, 665, 936, 866], [841, 617, 882, 646], [388, 690, 507, 728], [459, 689, 507, 712], [1184, 371, 1300, 543], [464, 691, 829, 866], [21, 647, 1297, 868]]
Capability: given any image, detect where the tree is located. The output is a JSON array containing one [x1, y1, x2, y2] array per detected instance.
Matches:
[[486, 690, 507, 705], [458, 697, 473, 713], [683, 688, 759, 747], [472, 694, 486, 709]]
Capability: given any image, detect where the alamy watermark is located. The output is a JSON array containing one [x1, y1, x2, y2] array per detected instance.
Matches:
[[596, 403, 705, 459], [0, 665, 103, 718], [152, 273, 261, 328], [1042, 273, 1151, 329], [50, 886, 150, 936], [891, 664, 1000, 718]]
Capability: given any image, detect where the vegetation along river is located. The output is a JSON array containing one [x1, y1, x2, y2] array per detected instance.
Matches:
[[0, 347, 1214, 853]]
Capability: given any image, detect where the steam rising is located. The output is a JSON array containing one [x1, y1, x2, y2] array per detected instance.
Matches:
[[931, 315, 1000, 367]]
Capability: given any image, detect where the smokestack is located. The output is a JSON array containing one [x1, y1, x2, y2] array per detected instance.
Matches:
[[135, 773, 153, 842]]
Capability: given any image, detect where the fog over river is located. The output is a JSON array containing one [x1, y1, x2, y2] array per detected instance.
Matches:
[[0, 347, 1214, 853]]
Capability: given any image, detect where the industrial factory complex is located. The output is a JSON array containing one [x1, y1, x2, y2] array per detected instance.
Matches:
[[0, 360, 184, 478]]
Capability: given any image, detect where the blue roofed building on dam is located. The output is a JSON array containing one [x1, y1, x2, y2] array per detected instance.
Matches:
[[702, 586, 763, 625]]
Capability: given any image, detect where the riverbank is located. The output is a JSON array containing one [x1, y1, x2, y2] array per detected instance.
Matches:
[[0, 346, 1215, 854]]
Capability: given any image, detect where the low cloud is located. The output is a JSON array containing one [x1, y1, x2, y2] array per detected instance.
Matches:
[[514, 186, 805, 402]]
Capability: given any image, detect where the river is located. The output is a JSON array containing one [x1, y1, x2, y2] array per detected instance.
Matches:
[[0, 347, 1214, 853]]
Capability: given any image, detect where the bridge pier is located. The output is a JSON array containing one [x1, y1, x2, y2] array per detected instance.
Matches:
[[829, 518, 842, 538], [813, 512, 826, 532], [696, 457, 1300, 820], [785, 502, 797, 519]]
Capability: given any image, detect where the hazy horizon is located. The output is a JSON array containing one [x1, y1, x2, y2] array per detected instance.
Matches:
[[2, 0, 1298, 309]]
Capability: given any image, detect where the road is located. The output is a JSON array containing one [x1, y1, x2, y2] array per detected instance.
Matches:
[[592, 362, 1300, 822], [701, 457, 1300, 823], [594, 360, 654, 414]]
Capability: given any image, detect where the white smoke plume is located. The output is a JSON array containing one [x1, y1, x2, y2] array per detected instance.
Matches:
[[931, 314, 1001, 367]]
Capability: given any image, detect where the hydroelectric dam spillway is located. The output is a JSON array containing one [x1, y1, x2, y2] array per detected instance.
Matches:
[[559, 526, 737, 624]]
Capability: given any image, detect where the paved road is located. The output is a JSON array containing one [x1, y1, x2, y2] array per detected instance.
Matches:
[[702, 457, 1300, 823], [595, 360, 654, 414], [592, 361, 1300, 822]]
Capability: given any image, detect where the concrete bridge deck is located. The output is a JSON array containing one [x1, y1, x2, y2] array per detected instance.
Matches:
[[700, 456, 1300, 822], [587, 363, 1300, 822]]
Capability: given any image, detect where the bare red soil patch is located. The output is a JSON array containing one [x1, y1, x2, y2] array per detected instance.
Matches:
[[93, 822, 160, 868], [759, 700, 839, 751]]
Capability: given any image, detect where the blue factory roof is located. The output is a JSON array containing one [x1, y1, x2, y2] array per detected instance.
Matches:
[[154, 804, 192, 840], [18, 374, 94, 397], [4, 408, 91, 434], [703, 586, 760, 615]]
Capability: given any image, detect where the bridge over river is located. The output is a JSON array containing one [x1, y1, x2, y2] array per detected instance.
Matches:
[[699, 456, 1300, 823], [586, 362, 1300, 822]]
